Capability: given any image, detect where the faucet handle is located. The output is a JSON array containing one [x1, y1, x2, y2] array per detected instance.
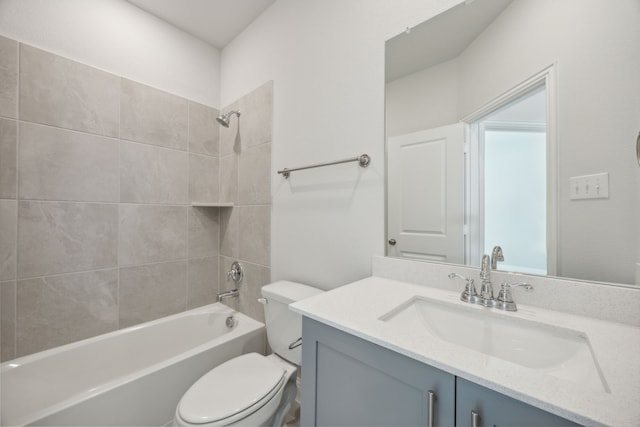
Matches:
[[448, 273, 480, 304], [448, 272, 470, 282], [227, 261, 244, 283], [496, 282, 533, 311]]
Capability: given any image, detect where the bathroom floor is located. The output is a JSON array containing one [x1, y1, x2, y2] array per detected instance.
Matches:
[[285, 401, 301, 427]]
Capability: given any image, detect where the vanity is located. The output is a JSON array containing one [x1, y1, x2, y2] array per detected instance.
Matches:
[[290, 257, 640, 427], [292, 1, 640, 424]]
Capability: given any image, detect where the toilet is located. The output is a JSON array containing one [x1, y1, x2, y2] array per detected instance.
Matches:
[[174, 281, 323, 427]]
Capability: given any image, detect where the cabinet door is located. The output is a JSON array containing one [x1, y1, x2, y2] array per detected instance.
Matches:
[[301, 318, 455, 427], [456, 378, 581, 427]]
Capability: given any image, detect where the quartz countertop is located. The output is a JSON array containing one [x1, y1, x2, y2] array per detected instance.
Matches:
[[290, 276, 640, 427]]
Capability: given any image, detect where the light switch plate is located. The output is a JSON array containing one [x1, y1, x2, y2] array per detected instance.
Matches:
[[569, 172, 609, 200]]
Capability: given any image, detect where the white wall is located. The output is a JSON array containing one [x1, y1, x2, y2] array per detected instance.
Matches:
[[220, 0, 461, 289], [385, 58, 458, 137], [0, 0, 221, 107]]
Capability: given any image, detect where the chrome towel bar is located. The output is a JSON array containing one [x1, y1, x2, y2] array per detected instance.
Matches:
[[278, 153, 370, 178]]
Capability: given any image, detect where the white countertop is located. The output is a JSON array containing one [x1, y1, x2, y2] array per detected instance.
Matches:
[[290, 276, 640, 427]]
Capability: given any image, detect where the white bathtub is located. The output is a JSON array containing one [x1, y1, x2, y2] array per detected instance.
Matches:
[[1, 303, 265, 426]]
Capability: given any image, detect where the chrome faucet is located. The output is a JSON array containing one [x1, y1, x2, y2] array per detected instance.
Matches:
[[448, 273, 480, 304], [479, 255, 496, 307], [448, 256, 534, 312], [217, 289, 239, 302], [491, 246, 504, 269], [496, 282, 533, 311]]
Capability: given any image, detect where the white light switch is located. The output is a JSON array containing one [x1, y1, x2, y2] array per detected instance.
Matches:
[[569, 172, 609, 200]]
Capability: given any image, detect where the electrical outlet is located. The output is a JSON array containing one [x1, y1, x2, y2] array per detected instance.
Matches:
[[569, 173, 609, 200]]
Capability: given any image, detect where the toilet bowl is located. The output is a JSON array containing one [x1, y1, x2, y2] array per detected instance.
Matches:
[[174, 353, 296, 427], [174, 281, 323, 427]]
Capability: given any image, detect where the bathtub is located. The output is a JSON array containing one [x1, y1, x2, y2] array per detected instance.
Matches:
[[1, 303, 265, 426]]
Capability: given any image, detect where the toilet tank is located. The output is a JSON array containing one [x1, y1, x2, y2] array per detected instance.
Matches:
[[261, 281, 323, 365]]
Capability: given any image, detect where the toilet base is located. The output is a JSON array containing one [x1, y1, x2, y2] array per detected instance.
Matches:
[[269, 378, 297, 427]]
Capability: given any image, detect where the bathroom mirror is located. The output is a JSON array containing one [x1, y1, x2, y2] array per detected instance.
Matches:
[[385, 0, 639, 287]]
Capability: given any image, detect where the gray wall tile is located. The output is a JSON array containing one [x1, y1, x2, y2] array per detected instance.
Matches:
[[189, 102, 219, 156], [238, 81, 273, 148], [238, 143, 271, 205], [0, 200, 16, 281], [0, 36, 18, 119], [189, 153, 219, 203], [0, 118, 17, 199], [19, 122, 119, 202], [16, 269, 118, 356], [220, 154, 238, 204], [19, 44, 119, 136], [189, 207, 220, 258], [188, 257, 218, 309], [17, 201, 118, 278], [0, 38, 273, 359], [120, 141, 188, 204], [119, 261, 187, 328], [119, 204, 187, 266], [1, 280, 16, 362], [120, 79, 188, 150], [238, 206, 271, 266]]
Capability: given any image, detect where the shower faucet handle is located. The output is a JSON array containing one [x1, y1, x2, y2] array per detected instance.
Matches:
[[227, 261, 244, 283]]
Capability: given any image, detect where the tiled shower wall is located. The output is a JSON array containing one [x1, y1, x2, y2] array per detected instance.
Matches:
[[0, 35, 272, 361]]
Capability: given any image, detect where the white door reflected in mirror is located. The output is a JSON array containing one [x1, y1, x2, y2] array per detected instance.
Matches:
[[388, 84, 553, 276], [387, 123, 464, 263]]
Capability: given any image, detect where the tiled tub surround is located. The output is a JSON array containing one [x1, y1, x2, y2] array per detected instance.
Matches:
[[0, 36, 273, 361], [218, 81, 273, 323]]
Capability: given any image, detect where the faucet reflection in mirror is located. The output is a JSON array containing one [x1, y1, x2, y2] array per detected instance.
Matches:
[[385, 0, 639, 286], [491, 246, 504, 270]]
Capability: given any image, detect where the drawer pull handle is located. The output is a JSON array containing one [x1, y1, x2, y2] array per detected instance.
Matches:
[[471, 410, 480, 427], [427, 390, 436, 427]]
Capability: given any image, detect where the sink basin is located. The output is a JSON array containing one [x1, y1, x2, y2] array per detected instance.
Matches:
[[380, 297, 609, 393]]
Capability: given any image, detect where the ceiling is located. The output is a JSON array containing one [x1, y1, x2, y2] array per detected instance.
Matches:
[[127, 0, 276, 49]]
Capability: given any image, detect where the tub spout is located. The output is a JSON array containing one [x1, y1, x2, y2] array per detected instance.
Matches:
[[217, 289, 239, 302]]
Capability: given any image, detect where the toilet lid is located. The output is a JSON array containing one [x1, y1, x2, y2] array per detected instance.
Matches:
[[178, 353, 286, 425]]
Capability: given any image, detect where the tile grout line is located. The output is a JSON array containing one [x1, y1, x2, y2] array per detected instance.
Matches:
[[186, 101, 190, 311], [218, 105, 224, 296], [14, 118, 222, 160], [116, 76, 122, 332], [12, 40, 21, 359]]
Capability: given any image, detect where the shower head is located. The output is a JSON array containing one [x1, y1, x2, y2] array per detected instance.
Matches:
[[216, 110, 241, 128]]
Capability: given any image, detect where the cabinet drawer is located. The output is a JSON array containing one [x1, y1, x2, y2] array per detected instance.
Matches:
[[456, 377, 580, 427]]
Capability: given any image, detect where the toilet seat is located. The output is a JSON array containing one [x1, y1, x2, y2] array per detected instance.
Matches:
[[176, 353, 286, 426]]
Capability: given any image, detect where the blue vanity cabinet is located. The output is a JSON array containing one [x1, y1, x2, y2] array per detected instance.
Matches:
[[455, 377, 580, 427], [301, 317, 456, 426], [301, 318, 581, 427]]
